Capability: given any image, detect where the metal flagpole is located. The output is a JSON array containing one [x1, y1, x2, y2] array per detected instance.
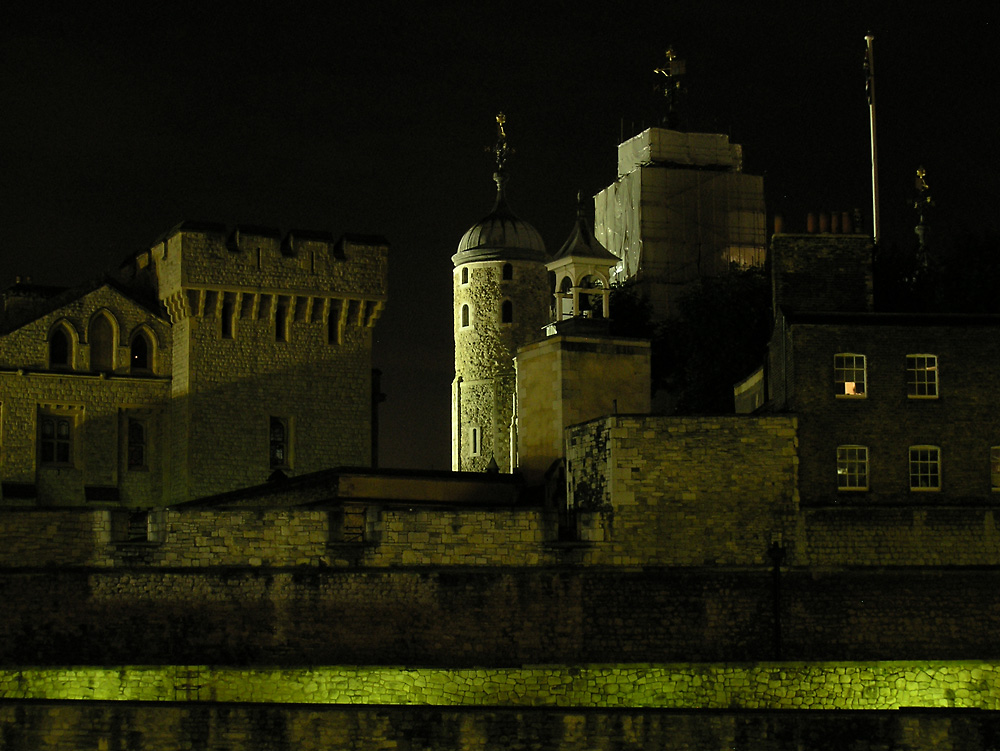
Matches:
[[865, 34, 881, 244]]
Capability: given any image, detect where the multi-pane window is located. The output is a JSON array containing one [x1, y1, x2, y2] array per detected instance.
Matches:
[[906, 354, 938, 398], [837, 445, 869, 490], [834, 353, 866, 397], [270, 417, 289, 468], [909, 446, 941, 490], [127, 419, 146, 469], [39, 415, 72, 464], [991, 447, 1000, 491]]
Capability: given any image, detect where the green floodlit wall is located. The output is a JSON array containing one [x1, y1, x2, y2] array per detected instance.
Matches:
[[1, 662, 998, 710]]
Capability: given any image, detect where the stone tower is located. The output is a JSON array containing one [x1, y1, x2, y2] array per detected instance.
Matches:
[[452, 116, 549, 472]]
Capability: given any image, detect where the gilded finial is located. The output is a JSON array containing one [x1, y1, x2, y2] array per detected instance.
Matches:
[[492, 112, 513, 179]]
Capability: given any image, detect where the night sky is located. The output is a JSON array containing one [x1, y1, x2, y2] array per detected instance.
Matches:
[[2, 2, 996, 470]]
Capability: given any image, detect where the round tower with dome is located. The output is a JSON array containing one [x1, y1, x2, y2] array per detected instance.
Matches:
[[452, 115, 550, 472]]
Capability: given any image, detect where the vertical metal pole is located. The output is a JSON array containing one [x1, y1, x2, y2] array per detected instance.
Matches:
[[865, 34, 881, 244]]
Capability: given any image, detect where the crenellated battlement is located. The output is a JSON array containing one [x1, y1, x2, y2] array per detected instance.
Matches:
[[119, 222, 388, 309]]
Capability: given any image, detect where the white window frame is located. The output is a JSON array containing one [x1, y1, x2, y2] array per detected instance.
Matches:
[[906, 354, 938, 399], [909, 445, 941, 491], [836, 445, 869, 491], [834, 353, 866, 398]]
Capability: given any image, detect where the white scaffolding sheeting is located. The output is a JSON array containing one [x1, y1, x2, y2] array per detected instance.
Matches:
[[617, 128, 743, 177], [595, 160, 764, 286]]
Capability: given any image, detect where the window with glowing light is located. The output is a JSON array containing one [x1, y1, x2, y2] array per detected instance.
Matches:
[[906, 354, 938, 398], [909, 446, 941, 490], [834, 353, 866, 397], [836, 445, 868, 490], [130, 332, 151, 373]]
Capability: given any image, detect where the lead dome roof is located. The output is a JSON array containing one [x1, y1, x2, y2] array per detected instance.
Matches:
[[453, 175, 547, 266]]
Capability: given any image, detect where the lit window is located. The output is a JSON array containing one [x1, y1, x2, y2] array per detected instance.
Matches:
[[39, 415, 72, 465], [502, 263, 513, 280], [130, 333, 150, 373], [461, 304, 470, 328], [834, 353, 866, 397], [49, 328, 70, 369], [501, 300, 513, 323], [909, 446, 941, 490], [991, 447, 1000, 491], [270, 417, 289, 468], [906, 354, 938, 398], [461, 267, 469, 285], [837, 445, 869, 490], [127, 419, 146, 469], [471, 426, 481, 457]]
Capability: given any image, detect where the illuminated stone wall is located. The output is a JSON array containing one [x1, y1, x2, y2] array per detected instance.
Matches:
[[0, 225, 387, 506], [565, 415, 800, 566], [0, 284, 172, 505], [134, 227, 387, 501], [452, 259, 550, 472], [2, 662, 998, 709]]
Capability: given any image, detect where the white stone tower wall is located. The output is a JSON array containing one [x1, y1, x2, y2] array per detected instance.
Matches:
[[452, 260, 549, 472]]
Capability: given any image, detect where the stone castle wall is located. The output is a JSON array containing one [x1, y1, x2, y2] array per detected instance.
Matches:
[[3, 701, 998, 751], [453, 259, 550, 472], [1, 564, 998, 666]]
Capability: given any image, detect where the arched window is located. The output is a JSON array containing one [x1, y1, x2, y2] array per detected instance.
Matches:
[[461, 267, 469, 284], [128, 419, 146, 469], [559, 276, 573, 294], [130, 332, 150, 373], [502, 263, 513, 280], [501, 300, 513, 323], [49, 327, 70, 369], [89, 314, 114, 372], [461, 304, 470, 328]]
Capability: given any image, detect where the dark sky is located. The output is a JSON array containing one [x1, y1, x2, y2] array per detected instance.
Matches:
[[2, 2, 996, 470]]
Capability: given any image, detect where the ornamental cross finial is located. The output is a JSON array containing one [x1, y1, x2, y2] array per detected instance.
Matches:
[[492, 112, 513, 176]]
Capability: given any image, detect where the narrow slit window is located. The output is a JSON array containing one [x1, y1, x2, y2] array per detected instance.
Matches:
[[501, 300, 513, 323], [275, 303, 288, 342], [270, 417, 289, 468], [461, 304, 470, 328], [127, 419, 146, 469]]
